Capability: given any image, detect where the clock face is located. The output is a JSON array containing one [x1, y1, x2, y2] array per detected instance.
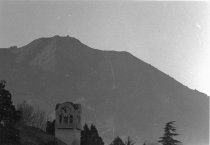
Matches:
[[62, 107, 67, 113], [61, 106, 71, 116]]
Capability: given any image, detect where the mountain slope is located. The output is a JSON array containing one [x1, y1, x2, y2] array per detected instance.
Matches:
[[0, 36, 208, 145]]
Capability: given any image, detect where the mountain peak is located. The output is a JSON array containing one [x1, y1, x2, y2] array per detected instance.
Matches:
[[14, 35, 86, 71], [0, 36, 208, 145]]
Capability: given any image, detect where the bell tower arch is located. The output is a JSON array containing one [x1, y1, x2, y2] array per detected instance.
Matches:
[[55, 102, 81, 145]]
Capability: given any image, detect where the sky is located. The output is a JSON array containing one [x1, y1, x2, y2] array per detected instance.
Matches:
[[0, 1, 210, 96]]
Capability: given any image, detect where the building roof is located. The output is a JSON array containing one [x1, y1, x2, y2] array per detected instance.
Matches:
[[55, 102, 80, 110]]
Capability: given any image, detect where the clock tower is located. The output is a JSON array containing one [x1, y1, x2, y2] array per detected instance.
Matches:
[[55, 102, 81, 145]]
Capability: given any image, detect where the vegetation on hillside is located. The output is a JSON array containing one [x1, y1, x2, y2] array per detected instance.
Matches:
[[17, 101, 47, 130]]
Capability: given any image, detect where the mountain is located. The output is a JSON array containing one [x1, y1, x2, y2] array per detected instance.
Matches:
[[0, 35, 208, 145]]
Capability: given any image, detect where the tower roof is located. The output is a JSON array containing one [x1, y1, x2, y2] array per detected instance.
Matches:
[[55, 102, 80, 110]]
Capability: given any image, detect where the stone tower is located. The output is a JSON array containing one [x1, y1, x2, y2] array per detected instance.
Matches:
[[55, 102, 81, 145]]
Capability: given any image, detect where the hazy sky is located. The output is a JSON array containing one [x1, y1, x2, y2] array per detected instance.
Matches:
[[0, 1, 210, 96]]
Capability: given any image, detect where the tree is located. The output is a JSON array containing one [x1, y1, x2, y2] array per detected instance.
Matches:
[[110, 136, 125, 145], [46, 120, 55, 135], [0, 80, 21, 145], [17, 101, 47, 130], [124, 136, 135, 145], [90, 124, 104, 145], [81, 124, 90, 145], [0, 80, 17, 126], [158, 121, 181, 145], [81, 123, 104, 145]]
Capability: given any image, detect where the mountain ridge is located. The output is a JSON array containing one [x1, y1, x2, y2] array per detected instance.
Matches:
[[1, 36, 208, 97], [0, 35, 208, 145]]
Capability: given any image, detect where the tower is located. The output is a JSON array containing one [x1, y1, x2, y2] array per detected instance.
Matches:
[[55, 102, 81, 145]]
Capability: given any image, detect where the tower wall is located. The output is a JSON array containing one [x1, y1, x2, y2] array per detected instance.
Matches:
[[55, 128, 80, 145], [55, 102, 81, 145]]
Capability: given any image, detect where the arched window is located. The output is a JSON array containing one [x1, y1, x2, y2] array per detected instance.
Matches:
[[59, 114, 62, 124], [64, 116, 68, 124], [69, 115, 73, 124]]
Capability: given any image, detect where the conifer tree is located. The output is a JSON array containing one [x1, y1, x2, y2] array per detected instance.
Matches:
[[142, 141, 146, 145], [81, 123, 104, 145], [81, 124, 90, 145], [158, 121, 181, 145], [0, 80, 16, 126], [46, 120, 55, 135], [90, 124, 104, 145], [0, 80, 21, 145], [110, 136, 125, 145]]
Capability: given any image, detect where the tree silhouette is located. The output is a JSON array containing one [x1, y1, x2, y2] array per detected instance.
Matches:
[[0, 80, 21, 145], [90, 124, 104, 145], [158, 121, 181, 145], [46, 120, 55, 135], [110, 136, 125, 145], [81, 124, 90, 145], [142, 141, 146, 145], [124, 136, 135, 145], [81, 123, 104, 145]]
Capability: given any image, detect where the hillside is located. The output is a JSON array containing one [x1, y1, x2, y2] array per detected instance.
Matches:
[[0, 35, 208, 145], [16, 125, 66, 145]]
